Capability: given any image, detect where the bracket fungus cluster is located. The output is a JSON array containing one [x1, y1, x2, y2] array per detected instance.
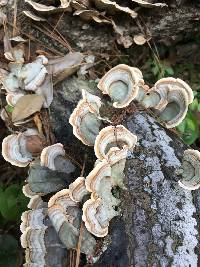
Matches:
[[141, 77, 194, 128], [20, 192, 48, 267], [1, 56, 198, 266], [0, 33, 83, 124], [96, 64, 193, 129], [48, 185, 96, 258], [20, 189, 68, 267]]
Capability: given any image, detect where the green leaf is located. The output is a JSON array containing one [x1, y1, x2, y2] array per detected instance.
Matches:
[[152, 65, 159, 76], [176, 119, 186, 133], [189, 98, 199, 111], [0, 184, 29, 221], [0, 234, 20, 267], [5, 105, 14, 113], [165, 67, 174, 76], [177, 111, 199, 145]]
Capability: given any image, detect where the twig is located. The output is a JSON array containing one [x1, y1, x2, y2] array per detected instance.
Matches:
[[13, 0, 18, 36], [74, 154, 87, 267], [75, 222, 84, 267]]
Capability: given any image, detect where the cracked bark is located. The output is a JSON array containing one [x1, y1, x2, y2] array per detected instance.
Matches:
[[50, 77, 199, 267]]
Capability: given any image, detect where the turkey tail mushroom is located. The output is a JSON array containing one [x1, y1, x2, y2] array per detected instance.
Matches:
[[2, 129, 43, 167], [48, 187, 96, 257], [97, 64, 148, 108], [40, 143, 75, 173], [178, 149, 200, 190], [141, 77, 193, 128], [94, 125, 137, 160], [69, 89, 102, 146]]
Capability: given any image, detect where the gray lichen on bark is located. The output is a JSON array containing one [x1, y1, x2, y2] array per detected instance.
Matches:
[[122, 112, 198, 267]]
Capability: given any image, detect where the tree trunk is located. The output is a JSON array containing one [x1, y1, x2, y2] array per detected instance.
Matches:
[[50, 77, 199, 266]]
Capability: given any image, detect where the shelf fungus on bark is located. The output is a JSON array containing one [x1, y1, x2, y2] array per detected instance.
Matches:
[[25, 0, 71, 13], [20, 198, 47, 267], [69, 176, 89, 202], [178, 149, 200, 190], [2, 129, 43, 167], [141, 77, 194, 128], [40, 143, 75, 173], [85, 159, 120, 207], [21, 190, 67, 267], [94, 0, 137, 18], [97, 64, 148, 108], [69, 89, 102, 146], [94, 125, 137, 160], [48, 189, 96, 257], [82, 193, 118, 237]]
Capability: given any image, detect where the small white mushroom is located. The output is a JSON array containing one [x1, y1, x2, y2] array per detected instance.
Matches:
[[69, 89, 102, 146], [82, 194, 118, 237], [178, 149, 200, 190], [94, 125, 137, 160], [19, 55, 48, 91], [98, 64, 147, 108], [40, 143, 75, 173], [133, 34, 147, 45], [141, 77, 194, 128]]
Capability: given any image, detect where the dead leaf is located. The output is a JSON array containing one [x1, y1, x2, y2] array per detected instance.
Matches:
[[46, 52, 84, 84], [12, 94, 44, 122], [35, 74, 53, 108]]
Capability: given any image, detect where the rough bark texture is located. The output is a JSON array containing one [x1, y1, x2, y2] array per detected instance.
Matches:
[[18, 1, 200, 57], [50, 77, 199, 267]]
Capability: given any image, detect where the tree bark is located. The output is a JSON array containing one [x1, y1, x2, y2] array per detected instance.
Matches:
[[18, 1, 200, 55]]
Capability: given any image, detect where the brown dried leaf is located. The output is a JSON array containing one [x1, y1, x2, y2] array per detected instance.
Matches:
[[12, 94, 44, 122], [46, 52, 84, 84]]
